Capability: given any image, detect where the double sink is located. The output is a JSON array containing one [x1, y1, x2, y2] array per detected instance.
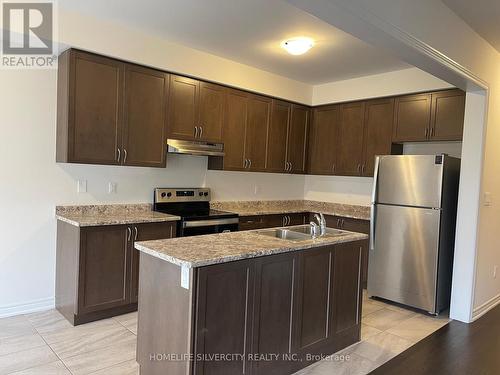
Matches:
[[255, 224, 347, 242]]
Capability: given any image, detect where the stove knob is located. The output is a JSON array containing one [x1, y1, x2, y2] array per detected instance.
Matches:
[[167, 192, 172, 198], [199, 192, 204, 197], [161, 192, 166, 198], [204, 192, 209, 196]]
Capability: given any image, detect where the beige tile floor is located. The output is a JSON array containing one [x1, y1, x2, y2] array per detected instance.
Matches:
[[293, 291, 450, 375], [0, 292, 448, 375]]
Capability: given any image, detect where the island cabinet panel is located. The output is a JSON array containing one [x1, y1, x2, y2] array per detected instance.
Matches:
[[331, 242, 363, 337], [287, 105, 309, 174], [266, 100, 291, 173], [122, 64, 169, 167], [130, 222, 176, 303], [251, 253, 298, 375], [336, 102, 366, 176], [56, 49, 170, 168], [194, 260, 254, 375], [308, 105, 340, 175], [294, 247, 332, 353]]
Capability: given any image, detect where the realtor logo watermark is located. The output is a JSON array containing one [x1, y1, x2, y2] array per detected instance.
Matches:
[[1, 0, 57, 68]]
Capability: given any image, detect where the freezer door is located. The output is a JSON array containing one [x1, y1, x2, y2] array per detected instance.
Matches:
[[367, 204, 441, 312], [374, 155, 443, 208]]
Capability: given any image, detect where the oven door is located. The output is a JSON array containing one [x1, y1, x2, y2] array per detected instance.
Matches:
[[181, 218, 239, 237]]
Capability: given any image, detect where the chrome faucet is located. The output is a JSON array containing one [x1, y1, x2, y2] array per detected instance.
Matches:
[[314, 213, 326, 236], [309, 221, 320, 237]]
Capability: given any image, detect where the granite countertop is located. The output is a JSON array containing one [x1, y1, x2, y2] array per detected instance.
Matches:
[[211, 200, 371, 221], [55, 204, 180, 227], [135, 229, 368, 268]]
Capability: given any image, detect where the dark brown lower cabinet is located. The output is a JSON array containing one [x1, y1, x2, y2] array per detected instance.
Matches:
[[239, 213, 307, 231], [55, 220, 175, 325], [137, 241, 364, 375]]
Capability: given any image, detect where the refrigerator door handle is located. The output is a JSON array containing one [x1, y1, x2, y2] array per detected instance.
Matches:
[[370, 156, 381, 252], [370, 204, 376, 251]]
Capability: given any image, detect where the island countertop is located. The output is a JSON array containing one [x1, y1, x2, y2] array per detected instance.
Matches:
[[135, 229, 368, 268]]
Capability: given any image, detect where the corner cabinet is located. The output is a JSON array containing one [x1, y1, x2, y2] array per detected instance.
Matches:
[[55, 220, 175, 325], [56, 49, 169, 167], [137, 241, 364, 375]]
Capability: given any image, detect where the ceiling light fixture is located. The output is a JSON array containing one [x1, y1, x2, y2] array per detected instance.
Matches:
[[281, 37, 314, 55]]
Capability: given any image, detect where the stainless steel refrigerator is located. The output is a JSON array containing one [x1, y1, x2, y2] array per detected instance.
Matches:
[[367, 154, 460, 314]]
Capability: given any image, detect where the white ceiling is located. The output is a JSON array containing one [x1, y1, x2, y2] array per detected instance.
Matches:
[[443, 0, 500, 53], [58, 0, 410, 84]]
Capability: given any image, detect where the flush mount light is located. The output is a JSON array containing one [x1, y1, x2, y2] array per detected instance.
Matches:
[[281, 37, 314, 55]]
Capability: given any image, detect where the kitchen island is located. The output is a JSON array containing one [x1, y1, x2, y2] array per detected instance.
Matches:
[[135, 227, 368, 375]]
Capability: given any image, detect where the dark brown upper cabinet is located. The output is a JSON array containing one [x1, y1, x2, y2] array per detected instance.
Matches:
[[430, 89, 465, 141], [245, 94, 271, 171], [168, 75, 225, 142], [218, 89, 248, 171], [266, 100, 291, 173], [336, 102, 366, 176], [393, 93, 432, 142], [56, 49, 169, 168], [266, 101, 309, 174], [361, 98, 395, 176], [287, 105, 309, 174], [122, 64, 169, 167], [308, 105, 341, 175]]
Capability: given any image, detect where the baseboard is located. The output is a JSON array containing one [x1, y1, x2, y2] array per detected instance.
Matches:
[[0, 297, 55, 319], [472, 293, 500, 321]]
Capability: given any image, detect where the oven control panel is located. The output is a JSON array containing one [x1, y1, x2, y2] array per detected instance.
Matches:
[[155, 188, 211, 203]]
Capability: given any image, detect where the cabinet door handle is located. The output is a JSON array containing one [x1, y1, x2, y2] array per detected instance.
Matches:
[[289, 162, 292, 172], [116, 148, 121, 163], [287, 216, 291, 225], [361, 164, 365, 174], [357, 164, 361, 174], [341, 219, 345, 228], [134, 226, 138, 241], [332, 164, 336, 173], [430, 127, 434, 137], [249, 159, 252, 169], [127, 227, 132, 241], [337, 219, 341, 228], [199, 126, 203, 138], [425, 128, 428, 137], [123, 149, 128, 164]]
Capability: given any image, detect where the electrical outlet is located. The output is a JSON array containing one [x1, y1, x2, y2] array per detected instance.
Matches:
[[108, 182, 117, 194], [77, 179, 87, 193], [254, 185, 261, 195], [494, 265, 498, 279], [484, 192, 492, 206]]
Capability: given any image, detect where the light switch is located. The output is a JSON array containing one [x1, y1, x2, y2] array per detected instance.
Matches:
[[77, 179, 87, 193], [484, 192, 492, 206], [108, 182, 117, 194]]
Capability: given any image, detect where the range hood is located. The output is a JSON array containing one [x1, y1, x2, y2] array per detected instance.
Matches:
[[167, 139, 225, 157]]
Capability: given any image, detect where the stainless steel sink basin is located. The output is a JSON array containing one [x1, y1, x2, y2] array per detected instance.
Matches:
[[255, 228, 311, 242], [255, 225, 348, 242], [287, 225, 347, 237]]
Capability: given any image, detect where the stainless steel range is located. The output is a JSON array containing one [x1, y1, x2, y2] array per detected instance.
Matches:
[[153, 188, 239, 237]]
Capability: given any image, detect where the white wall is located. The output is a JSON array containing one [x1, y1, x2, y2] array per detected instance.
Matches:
[[313, 67, 452, 105]]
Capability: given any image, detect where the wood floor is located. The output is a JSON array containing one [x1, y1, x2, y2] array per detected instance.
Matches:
[[371, 303, 500, 375]]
